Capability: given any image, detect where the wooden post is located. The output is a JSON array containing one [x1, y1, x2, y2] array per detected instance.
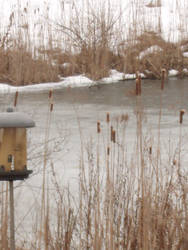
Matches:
[[161, 69, 166, 90], [9, 180, 15, 250], [136, 75, 141, 96]]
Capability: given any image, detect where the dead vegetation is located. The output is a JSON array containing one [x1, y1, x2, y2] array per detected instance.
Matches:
[[0, 46, 59, 85], [117, 32, 187, 79], [0, 1, 187, 84]]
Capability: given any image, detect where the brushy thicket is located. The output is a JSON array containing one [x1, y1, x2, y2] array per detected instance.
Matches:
[[0, 1, 187, 85], [0, 46, 59, 85], [119, 32, 188, 78]]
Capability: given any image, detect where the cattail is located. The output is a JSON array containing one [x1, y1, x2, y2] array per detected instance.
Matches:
[[149, 146, 152, 155], [107, 147, 110, 156], [111, 126, 113, 141], [14, 91, 18, 107], [179, 109, 185, 124], [49, 89, 53, 99], [50, 103, 53, 112], [106, 113, 110, 123], [97, 121, 101, 133], [112, 130, 116, 143], [121, 114, 129, 122], [161, 69, 166, 90]]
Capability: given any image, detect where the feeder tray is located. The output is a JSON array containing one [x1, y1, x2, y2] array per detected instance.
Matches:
[[0, 169, 33, 181]]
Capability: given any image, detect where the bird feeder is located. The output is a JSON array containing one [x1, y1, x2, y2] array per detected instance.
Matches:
[[0, 108, 35, 181]]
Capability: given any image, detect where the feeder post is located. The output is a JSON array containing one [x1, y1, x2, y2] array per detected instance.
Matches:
[[9, 180, 15, 250]]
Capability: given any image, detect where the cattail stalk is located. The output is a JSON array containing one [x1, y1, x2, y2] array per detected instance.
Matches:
[[136, 76, 141, 96], [14, 91, 18, 107]]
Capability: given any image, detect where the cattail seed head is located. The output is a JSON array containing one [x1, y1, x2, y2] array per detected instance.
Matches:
[[149, 146, 152, 155], [106, 113, 110, 123], [97, 121, 101, 133], [50, 103, 53, 112], [107, 147, 110, 155], [173, 159, 177, 165], [49, 89, 53, 99], [111, 126, 113, 141], [180, 109, 185, 124], [111, 129, 116, 143], [112, 130, 116, 143]]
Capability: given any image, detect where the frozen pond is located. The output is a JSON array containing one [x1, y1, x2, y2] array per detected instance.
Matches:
[[1, 78, 188, 183], [0, 78, 188, 236]]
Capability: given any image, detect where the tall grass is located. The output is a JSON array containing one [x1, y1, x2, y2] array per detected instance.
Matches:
[[32, 109, 187, 249], [0, 82, 187, 249], [0, 0, 188, 85]]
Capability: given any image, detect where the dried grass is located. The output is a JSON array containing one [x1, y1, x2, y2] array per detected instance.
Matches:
[[0, 88, 187, 250], [0, 1, 187, 84]]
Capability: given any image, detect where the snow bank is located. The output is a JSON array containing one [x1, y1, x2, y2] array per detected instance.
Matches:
[[0, 70, 146, 94], [0, 68, 187, 94], [168, 69, 179, 77], [100, 70, 146, 84], [60, 75, 94, 87], [0, 75, 94, 94], [183, 52, 188, 58]]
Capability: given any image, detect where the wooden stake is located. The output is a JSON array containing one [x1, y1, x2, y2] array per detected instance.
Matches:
[[161, 69, 166, 90], [136, 75, 141, 96]]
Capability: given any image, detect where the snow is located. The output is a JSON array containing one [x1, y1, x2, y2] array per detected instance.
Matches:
[[183, 68, 188, 73], [0, 71, 148, 93], [0, 75, 95, 94], [101, 70, 125, 83], [61, 63, 72, 68], [0, 66, 187, 94], [60, 75, 94, 87], [183, 52, 188, 58], [0, 83, 17, 93], [168, 69, 179, 77], [100, 70, 146, 84], [138, 45, 163, 60]]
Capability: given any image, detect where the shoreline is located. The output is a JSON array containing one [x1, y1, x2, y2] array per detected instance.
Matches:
[[0, 68, 187, 94]]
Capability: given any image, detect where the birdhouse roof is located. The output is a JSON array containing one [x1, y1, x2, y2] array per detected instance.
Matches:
[[0, 111, 35, 128]]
